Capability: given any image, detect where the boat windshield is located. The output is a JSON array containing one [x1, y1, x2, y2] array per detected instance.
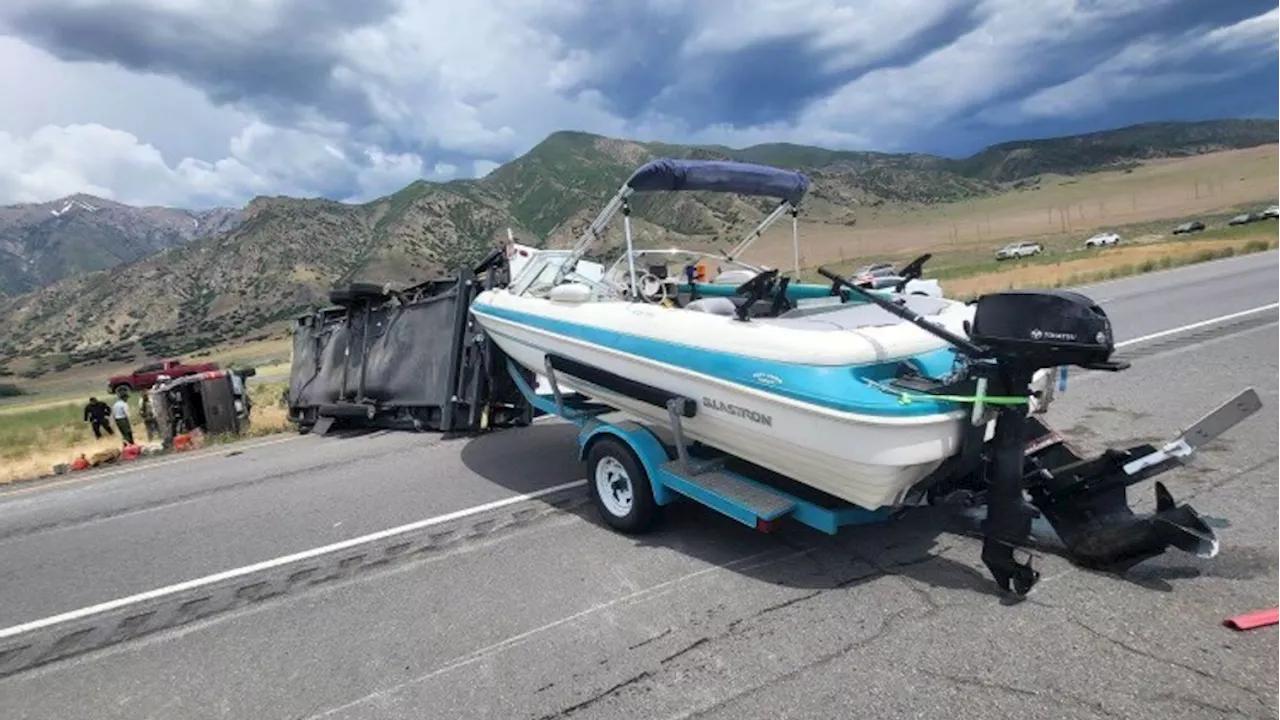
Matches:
[[510, 250, 614, 299], [601, 248, 766, 288], [510, 245, 770, 300]]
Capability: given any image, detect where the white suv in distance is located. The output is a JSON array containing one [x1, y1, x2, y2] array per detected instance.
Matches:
[[995, 241, 1043, 260], [1084, 232, 1120, 248]]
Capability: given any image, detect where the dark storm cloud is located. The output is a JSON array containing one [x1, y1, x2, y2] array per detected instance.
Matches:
[[648, 3, 984, 130], [534, 4, 698, 119], [4, 0, 398, 128], [891, 0, 1280, 156], [542, 2, 985, 130]]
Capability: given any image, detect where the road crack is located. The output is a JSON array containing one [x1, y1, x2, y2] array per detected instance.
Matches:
[[1068, 617, 1269, 707], [538, 550, 916, 719], [919, 669, 1119, 718], [1150, 692, 1258, 719], [659, 637, 709, 665], [677, 604, 938, 719], [534, 670, 653, 720], [627, 628, 670, 651]]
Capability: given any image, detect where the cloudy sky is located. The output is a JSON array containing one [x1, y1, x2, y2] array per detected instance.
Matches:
[[0, 0, 1275, 210]]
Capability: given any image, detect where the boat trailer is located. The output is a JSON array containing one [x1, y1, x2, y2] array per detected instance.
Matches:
[[501, 275, 1263, 600]]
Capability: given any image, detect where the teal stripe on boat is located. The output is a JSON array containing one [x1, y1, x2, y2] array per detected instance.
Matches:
[[472, 304, 962, 417]]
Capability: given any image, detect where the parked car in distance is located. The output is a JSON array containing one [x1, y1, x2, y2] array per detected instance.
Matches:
[[1228, 212, 1266, 226], [106, 357, 220, 394], [1262, 205, 1278, 219], [995, 241, 1043, 260], [1172, 220, 1205, 235], [1083, 232, 1120, 248], [852, 262, 896, 278]]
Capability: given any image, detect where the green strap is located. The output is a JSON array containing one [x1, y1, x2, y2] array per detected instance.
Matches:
[[863, 378, 1030, 406], [895, 392, 1029, 406]]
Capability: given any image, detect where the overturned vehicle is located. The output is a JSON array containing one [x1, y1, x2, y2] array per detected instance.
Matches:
[[285, 248, 533, 436], [147, 368, 255, 448]]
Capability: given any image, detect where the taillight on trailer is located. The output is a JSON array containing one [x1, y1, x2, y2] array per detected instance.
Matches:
[[755, 517, 780, 533]]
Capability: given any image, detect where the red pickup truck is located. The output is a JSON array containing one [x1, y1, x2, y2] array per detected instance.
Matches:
[[107, 358, 220, 394]]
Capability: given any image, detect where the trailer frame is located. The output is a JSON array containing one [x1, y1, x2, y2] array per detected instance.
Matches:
[[508, 358, 895, 538]]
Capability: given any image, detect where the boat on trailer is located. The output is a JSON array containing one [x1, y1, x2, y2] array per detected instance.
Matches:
[[470, 157, 1262, 597], [473, 158, 985, 510]]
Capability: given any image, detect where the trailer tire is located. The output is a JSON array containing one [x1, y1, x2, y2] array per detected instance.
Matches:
[[586, 436, 657, 534], [328, 282, 392, 306]]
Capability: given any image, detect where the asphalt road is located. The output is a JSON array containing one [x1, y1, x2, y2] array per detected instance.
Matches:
[[1073, 250, 1277, 338], [0, 251, 1276, 719], [4, 251, 1274, 628]]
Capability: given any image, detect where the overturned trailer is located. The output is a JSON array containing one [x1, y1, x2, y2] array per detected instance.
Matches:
[[286, 248, 535, 436]]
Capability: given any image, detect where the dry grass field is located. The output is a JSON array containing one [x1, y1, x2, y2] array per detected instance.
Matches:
[[0, 335, 293, 411], [0, 381, 292, 485], [0, 332, 294, 484], [941, 234, 1275, 297], [742, 144, 1278, 271]]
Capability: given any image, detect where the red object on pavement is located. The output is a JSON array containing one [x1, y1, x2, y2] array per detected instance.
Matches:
[[1224, 607, 1279, 631]]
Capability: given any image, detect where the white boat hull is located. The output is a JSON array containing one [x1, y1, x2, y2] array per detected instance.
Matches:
[[474, 298, 972, 510]]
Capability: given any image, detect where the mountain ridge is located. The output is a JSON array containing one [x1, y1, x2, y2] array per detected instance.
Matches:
[[0, 117, 1275, 371], [0, 193, 242, 296]]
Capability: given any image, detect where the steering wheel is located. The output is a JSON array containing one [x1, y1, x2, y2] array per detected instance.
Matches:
[[635, 272, 670, 304]]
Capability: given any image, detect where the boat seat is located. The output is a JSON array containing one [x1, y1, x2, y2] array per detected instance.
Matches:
[[549, 283, 593, 304], [684, 296, 738, 316]]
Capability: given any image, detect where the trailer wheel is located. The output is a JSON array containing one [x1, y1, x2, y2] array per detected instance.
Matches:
[[586, 437, 657, 533], [328, 282, 392, 306]]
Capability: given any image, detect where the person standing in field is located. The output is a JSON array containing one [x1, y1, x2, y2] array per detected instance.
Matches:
[[139, 390, 159, 442], [112, 391, 135, 446], [83, 397, 114, 439]]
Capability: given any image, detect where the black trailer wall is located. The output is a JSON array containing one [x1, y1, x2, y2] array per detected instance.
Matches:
[[286, 269, 529, 434]]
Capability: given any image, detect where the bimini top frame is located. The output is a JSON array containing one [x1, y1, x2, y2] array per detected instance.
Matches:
[[552, 158, 812, 295]]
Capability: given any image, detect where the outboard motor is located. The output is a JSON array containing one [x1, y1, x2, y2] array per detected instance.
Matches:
[[815, 267, 1256, 600], [968, 289, 1117, 369], [967, 290, 1219, 595]]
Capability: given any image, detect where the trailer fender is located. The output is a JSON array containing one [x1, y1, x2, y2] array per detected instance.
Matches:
[[577, 421, 677, 506]]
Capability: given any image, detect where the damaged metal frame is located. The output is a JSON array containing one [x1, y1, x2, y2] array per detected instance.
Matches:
[[285, 249, 532, 436]]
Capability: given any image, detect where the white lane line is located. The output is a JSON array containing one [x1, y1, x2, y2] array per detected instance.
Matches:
[[0, 478, 589, 640], [1114, 302, 1278, 349]]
